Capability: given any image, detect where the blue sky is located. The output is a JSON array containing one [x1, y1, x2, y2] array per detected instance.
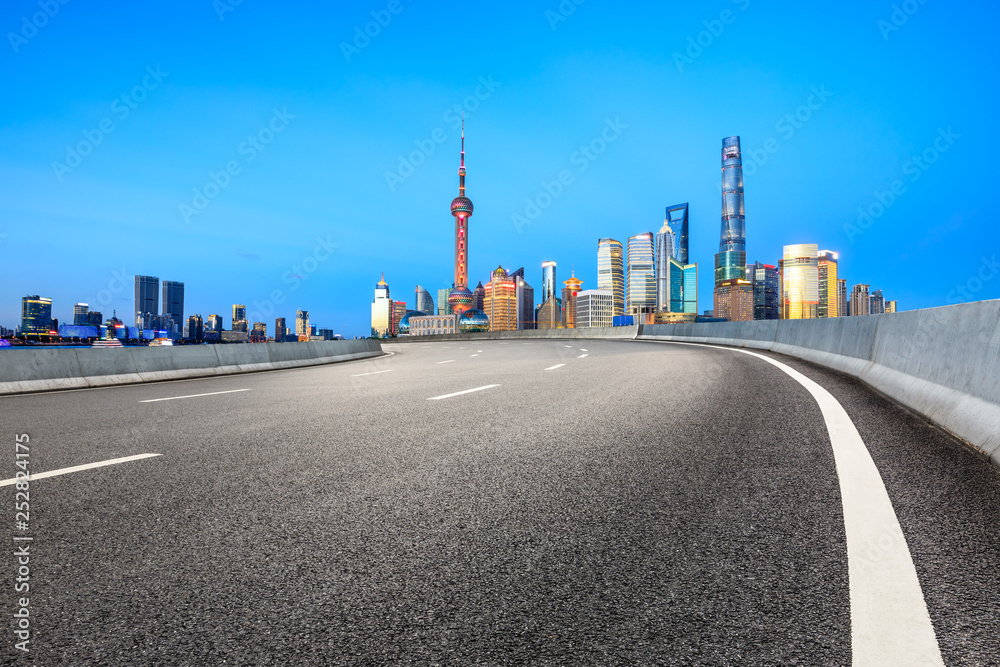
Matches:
[[1, 0, 996, 337]]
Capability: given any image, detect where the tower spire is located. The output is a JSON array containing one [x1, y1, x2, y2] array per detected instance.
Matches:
[[459, 117, 466, 196]]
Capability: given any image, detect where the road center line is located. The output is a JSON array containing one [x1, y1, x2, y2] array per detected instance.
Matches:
[[0, 454, 162, 487], [646, 339, 944, 665], [470, 354, 479, 357], [427, 384, 500, 400], [351, 369, 394, 377], [544, 364, 565, 371], [437, 359, 455, 364], [580, 348, 588, 352], [577, 353, 589, 358], [139, 388, 251, 403]]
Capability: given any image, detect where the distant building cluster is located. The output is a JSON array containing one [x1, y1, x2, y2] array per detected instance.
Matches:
[[371, 132, 897, 339]]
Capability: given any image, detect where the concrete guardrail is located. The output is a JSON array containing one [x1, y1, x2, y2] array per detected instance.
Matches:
[[0, 339, 384, 395]]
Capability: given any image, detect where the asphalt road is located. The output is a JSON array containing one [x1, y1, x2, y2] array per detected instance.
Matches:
[[2, 339, 998, 666]]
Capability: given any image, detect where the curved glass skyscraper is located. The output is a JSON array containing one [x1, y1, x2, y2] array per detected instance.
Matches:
[[715, 136, 746, 286]]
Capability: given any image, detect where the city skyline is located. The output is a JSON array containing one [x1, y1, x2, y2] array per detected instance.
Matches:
[[1, 3, 995, 338]]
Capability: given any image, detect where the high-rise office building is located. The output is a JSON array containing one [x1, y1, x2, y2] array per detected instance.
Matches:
[[371, 275, 393, 337], [472, 281, 486, 312], [250, 321, 267, 343], [715, 137, 746, 290], [232, 304, 247, 331], [817, 251, 839, 318], [206, 314, 223, 332], [186, 315, 204, 341], [448, 122, 475, 315], [562, 272, 583, 328], [748, 262, 779, 320], [781, 244, 819, 319], [541, 261, 557, 305], [509, 268, 535, 330], [536, 298, 561, 330], [714, 279, 753, 321], [86, 310, 103, 327], [437, 288, 451, 315], [626, 232, 656, 317], [837, 279, 848, 319], [870, 289, 886, 315], [296, 309, 310, 338], [21, 295, 52, 336], [161, 280, 184, 331], [73, 303, 89, 325], [597, 238, 625, 316], [483, 266, 517, 332], [664, 203, 690, 265], [885, 300, 898, 313], [655, 223, 676, 312], [393, 301, 407, 335], [275, 317, 286, 342], [850, 284, 871, 316], [576, 289, 614, 328], [134, 275, 159, 325], [414, 285, 434, 314]]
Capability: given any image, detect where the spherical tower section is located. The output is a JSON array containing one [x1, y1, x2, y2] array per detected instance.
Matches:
[[448, 286, 474, 316], [459, 308, 490, 334], [397, 311, 425, 336]]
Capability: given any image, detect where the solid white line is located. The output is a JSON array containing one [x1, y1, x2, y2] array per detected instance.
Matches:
[[351, 369, 393, 377], [0, 454, 162, 487], [437, 359, 455, 364], [577, 353, 588, 358], [427, 384, 500, 400], [649, 340, 944, 665], [544, 364, 565, 371], [139, 388, 251, 403]]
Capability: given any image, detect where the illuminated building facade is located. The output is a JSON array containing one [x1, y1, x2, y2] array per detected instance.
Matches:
[[748, 262, 779, 320], [817, 250, 839, 318], [715, 137, 746, 284], [73, 303, 89, 325], [448, 123, 475, 315], [187, 315, 204, 341], [232, 304, 248, 332], [576, 289, 614, 328], [537, 298, 561, 330], [850, 284, 870, 317], [206, 314, 223, 332], [885, 300, 898, 313], [409, 314, 458, 336], [542, 261, 557, 305], [134, 275, 159, 325], [393, 301, 407, 335], [296, 309, 310, 337], [781, 244, 819, 319], [415, 285, 434, 314], [597, 238, 625, 316], [483, 266, 517, 332], [21, 295, 52, 337], [627, 232, 656, 316], [664, 202, 690, 264], [562, 272, 583, 328], [714, 279, 753, 321], [371, 275, 392, 337]]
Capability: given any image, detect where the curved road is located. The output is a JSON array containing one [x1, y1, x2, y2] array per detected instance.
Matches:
[[2, 340, 998, 665]]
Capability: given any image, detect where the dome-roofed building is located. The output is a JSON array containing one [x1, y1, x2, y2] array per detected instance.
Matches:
[[459, 309, 489, 333], [397, 311, 426, 336]]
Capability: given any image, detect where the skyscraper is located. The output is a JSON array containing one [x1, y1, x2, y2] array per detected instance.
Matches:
[[576, 290, 614, 328], [275, 317, 286, 342], [748, 262, 779, 320], [781, 244, 820, 319], [371, 275, 393, 337], [437, 288, 451, 315], [414, 285, 434, 314], [509, 268, 535, 330], [664, 202, 690, 264], [73, 303, 89, 326], [597, 238, 625, 316], [562, 272, 583, 328], [837, 279, 848, 319], [186, 315, 204, 341], [885, 300, 898, 313], [817, 251, 839, 318], [850, 284, 871, 316], [134, 275, 159, 325], [870, 289, 886, 315], [393, 301, 407, 335], [715, 137, 746, 288], [162, 280, 184, 332], [626, 232, 656, 317], [655, 222, 676, 312], [448, 122, 475, 315], [483, 266, 517, 332], [296, 309, 310, 338], [472, 281, 485, 312], [541, 261, 557, 305], [21, 295, 52, 337], [714, 280, 753, 321], [232, 304, 247, 332], [207, 314, 223, 332]]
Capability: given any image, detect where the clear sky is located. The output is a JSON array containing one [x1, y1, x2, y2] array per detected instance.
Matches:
[[1, 1, 996, 337]]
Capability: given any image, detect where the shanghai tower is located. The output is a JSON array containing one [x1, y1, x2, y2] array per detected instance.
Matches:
[[715, 136, 746, 286]]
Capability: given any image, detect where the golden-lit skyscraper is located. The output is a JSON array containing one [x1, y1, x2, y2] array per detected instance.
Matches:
[[393, 301, 407, 336], [370, 274, 392, 338], [295, 309, 310, 337], [483, 266, 517, 332], [714, 279, 753, 321], [781, 244, 819, 319], [232, 304, 247, 331], [562, 272, 583, 328], [817, 250, 840, 318], [597, 238, 624, 316]]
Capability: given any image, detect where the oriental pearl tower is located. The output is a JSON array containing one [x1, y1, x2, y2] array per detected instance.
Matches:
[[447, 121, 475, 316]]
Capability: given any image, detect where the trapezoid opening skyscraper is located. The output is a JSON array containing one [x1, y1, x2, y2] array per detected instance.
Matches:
[[448, 122, 475, 316]]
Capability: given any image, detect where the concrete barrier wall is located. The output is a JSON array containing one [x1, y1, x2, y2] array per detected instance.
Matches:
[[383, 325, 639, 344], [638, 300, 1000, 467], [0, 340, 384, 395]]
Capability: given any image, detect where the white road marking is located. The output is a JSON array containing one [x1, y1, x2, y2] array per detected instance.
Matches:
[[580, 349, 588, 352], [470, 354, 479, 357], [139, 388, 251, 403], [437, 359, 455, 364], [648, 340, 944, 666], [544, 364, 565, 371], [564, 345, 573, 348], [477, 350, 482, 353], [0, 453, 162, 487], [351, 369, 393, 377], [577, 354, 588, 358], [427, 384, 500, 400]]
